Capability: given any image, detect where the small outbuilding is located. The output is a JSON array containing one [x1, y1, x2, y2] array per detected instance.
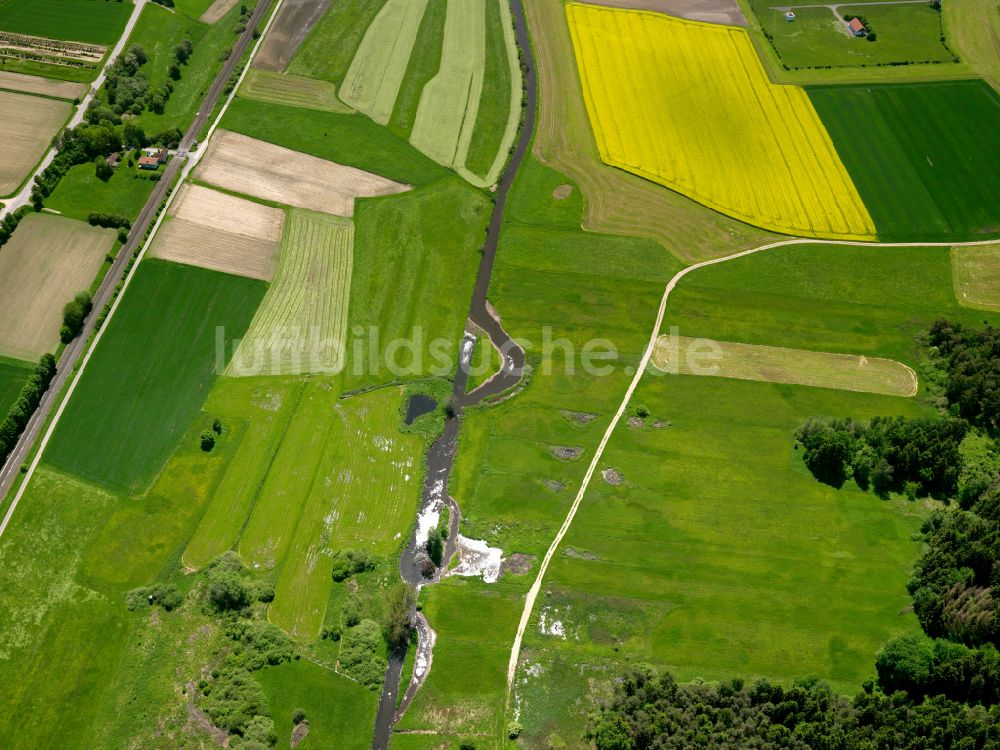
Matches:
[[106, 152, 120, 168], [848, 17, 867, 36], [785, 11, 795, 21]]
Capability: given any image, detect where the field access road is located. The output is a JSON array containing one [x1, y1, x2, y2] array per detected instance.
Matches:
[[370, 0, 538, 746], [0, 0, 276, 535], [0, 0, 149, 216]]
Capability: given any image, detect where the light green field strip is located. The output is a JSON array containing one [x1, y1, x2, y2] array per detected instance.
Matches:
[[651, 335, 917, 396], [339, 0, 430, 125], [229, 210, 354, 377], [269, 387, 423, 638], [181, 378, 303, 570], [462, 0, 523, 187], [240, 68, 354, 114], [952, 243, 1000, 311], [410, 0, 486, 175]]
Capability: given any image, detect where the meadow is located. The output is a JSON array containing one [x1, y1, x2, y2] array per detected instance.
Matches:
[[0, 0, 131, 44], [0, 356, 31, 416], [344, 176, 489, 392], [759, 3, 955, 69], [219, 98, 449, 186], [952, 243, 1000, 310], [231, 210, 354, 376], [810, 80, 1000, 240], [287, 0, 389, 84], [945, 0, 1000, 92], [45, 259, 266, 493], [387, 0, 446, 137], [0, 89, 71, 196], [0, 214, 113, 361], [239, 68, 351, 113], [44, 160, 156, 222], [567, 3, 874, 240]]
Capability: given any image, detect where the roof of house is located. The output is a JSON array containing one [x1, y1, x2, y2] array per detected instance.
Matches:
[[137, 155, 159, 166], [848, 17, 865, 32]]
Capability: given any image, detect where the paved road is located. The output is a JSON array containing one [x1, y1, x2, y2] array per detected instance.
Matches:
[[0, 0, 275, 535], [0, 0, 149, 218]]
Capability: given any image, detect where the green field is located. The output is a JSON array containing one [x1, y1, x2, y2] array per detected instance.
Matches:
[[255, 660, 377, 749], [810, 80, 1000, 240], [0, 0, 131, 44], [46, 259, 265, 493], [232, 210, 354, 377], [344, 176, 489, 392], [339, 0, 429, 125], [287, 0, 389, 84], [44, 160, 156, 222], [758, 3, 956, 69], [388, 0, 446, 137], [0, 355, 31, 416], [219, 97, 449, 186], [239, 68, 352, 113]]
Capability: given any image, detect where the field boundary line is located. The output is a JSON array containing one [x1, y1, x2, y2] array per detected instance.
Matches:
[[0, 0, 286, 542], [503, 233, 1000, 694]]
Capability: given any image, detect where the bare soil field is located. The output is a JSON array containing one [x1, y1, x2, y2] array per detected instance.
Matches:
[[253, 0, 332, 71], [579, 0, 746, 26], [0, 70, 86, 99], [200, 0, 240, 24], [195, 130, 410, 216], [151, 184, 284, 281], [952, 243, 1000, 310], [0, 214, 113, 360], [652, 335, 918, 396], [0, 89, 71, 195]]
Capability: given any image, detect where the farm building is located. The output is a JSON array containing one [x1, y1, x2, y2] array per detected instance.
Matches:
[[137, 155, 159, 170], [848, 17, 867, 36], [138, 147, 168, 170]]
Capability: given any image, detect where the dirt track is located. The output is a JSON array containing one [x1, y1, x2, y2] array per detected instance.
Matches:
[[580, 0, 747, 26]]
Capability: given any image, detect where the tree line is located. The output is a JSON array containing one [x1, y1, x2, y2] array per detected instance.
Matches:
[[0, 355, 57, 464]]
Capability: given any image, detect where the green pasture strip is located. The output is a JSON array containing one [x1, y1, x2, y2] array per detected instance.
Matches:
[[45, 259, 266, 494], [0, 0, 131, 45], [343, 176, 489, 392], [0, 355, 32, 416], [389, 0, 446, 138], [339, 0, 429, 125], [286, 0, 388, 84], [219, 97, 448, 186], [269, 386, 423, 639], [239, 68, 353, 113], [809, 80, 1000, 241]]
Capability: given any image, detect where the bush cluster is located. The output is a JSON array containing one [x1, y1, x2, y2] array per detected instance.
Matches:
[[330, 549, 376, 582], [126, 583, 183, 611], [61, 292, 93, 344]]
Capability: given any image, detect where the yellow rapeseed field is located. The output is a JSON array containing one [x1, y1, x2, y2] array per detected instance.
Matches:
[[566, 3, 876, 239]]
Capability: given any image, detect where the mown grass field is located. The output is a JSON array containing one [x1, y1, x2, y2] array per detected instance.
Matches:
[[523, 0, 774, 263], [0, 0, 131, 44], [388, 0, 446, 137], [339, 0, 429, 125], [759, 3, 955, 69], [44, 161, 157, 222], [567, 3, 873, 240], [232, 210, 353, 376], [220, 97, 449, 187], [952, 243, 1000, 311], [239, 68, 352, 113], [344, 176, 489, 392], [255, 660, 377, 749], [46, 259, 265, 493], [267, 387, 424, 638], [945, 0, 1000, 92], [809, 80, 1000, 241], [287, 0, 388, 84], [0, 355, 31, 416]]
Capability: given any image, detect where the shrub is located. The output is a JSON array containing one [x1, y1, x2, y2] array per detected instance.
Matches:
[[126, 583, 184, 611], [292, 708, 306, 725], [87, 212, 131, 229], [426, 527, 443, 567], [61, 292, 93, 343], [339, 619, 387, 689], [330, 549, 376, 582], [95, 155, 113, 181], [207, 569, 251, 611], [201, 431, 216, 452], [383, 583, 415, 649]]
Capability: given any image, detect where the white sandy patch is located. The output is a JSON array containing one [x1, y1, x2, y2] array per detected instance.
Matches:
[[450, 535, 503, 583], [195, 130, 410, 217], [539, 607, 567, 639]]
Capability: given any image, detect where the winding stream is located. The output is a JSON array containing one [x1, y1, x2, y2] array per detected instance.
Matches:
[[370, 0, 537, 745]]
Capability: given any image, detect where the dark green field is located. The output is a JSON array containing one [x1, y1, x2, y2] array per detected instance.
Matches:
[[465, 0, 514, 178], [45, 259, 265, 493], [0, 0, 131, 45], [0, 356, 31, 417], [810, 80, 1000, 240], [388, 0, 446, 138], [219, 98, 449, 186]]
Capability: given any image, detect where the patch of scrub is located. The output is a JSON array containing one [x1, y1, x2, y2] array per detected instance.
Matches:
[[339, 0, 430, 124], [229, 210, 354, 376], [449, 535, 503, 583], [410, 0, 486, 177], [538, 606, 567, 639]]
